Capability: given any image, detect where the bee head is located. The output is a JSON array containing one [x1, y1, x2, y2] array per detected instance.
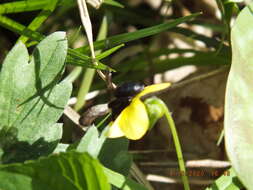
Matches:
[[114, 82, 145, 98]]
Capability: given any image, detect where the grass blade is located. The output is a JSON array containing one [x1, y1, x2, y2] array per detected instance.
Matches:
[[0, 15, 43, 41], [18, 0, 59, 43], [96, 44, 124, 60], [0, 0, 49, 14], [77, 12, 201, 53], [0, 15, 112, 70]]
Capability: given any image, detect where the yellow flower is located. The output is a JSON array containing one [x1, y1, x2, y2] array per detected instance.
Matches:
[[107, 83, 171, 140]]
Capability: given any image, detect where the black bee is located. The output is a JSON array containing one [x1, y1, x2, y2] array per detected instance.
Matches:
[[114, 82, 145, 98], [109, 82, 145, 120], [79, 82, 145, 126]]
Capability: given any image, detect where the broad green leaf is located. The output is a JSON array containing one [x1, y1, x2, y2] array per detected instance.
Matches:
[[224, 3, 253, 189], [68, 126, 132, 176], [0, 171, 46, 189], [0, 32, 72, 163], [205, 168, 243, 190], [0, 152, 111, 190], [53, 143, 69, 153], [68, 126, 107, 158], [103, 167, 147, 190], [0, 123, 63, 164], [99, 138, 132, 176], [77, 13, 201, 53], [64, 127, 133, 181]]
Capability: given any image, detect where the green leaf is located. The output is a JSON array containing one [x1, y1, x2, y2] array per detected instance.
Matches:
[[144, 97, 165, 130], [77, 13, 201, 53], [103, 167, 148, 190], [99, 138, 132, 176], [96, 44, 124, 61], [224, 3, 253, 189], [0, 152, 111, 190], [67, 49, 114, 71], [205, 168, 243, 190], [0, 32, 72, 163], [69, 126, 107, 158], [69, 126, 132, 176], [53, 143, 69, 153]]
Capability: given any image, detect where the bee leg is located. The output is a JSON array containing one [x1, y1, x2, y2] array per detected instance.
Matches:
[[105, 71, 116, 90]]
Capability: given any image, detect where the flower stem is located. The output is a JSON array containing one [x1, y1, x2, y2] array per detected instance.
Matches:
[[161, 102, 190, 190]]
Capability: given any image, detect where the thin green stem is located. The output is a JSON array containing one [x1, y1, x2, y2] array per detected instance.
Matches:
[[65, 66, 83, 83], [74, 68, 95, 111], [161, 102, 190, 190], [96, 112, 111, 128]]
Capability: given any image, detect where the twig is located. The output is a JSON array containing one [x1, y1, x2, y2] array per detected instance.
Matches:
[[64, 106, 81, 125], [63, 105, 89, 131]]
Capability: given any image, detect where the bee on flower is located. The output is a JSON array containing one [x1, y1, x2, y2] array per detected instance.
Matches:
[[107, 82, 171, 140]]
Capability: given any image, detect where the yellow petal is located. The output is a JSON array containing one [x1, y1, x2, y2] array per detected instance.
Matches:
[[107, 121, 125, 138], [136, 83, 171, 98], [118, 98, 149, 140]]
